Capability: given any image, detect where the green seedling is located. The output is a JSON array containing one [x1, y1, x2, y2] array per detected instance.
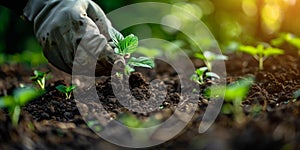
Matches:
[[206, 77, 254, 124], [30, 70, 49, 90], [109, 29, 155, 75], [0, 87, 41, 126], [239, 44, 284, 70], [56, 85, 76, 99], [194, 51, 228, 71], [271, 33, 300, 55], [271, 33, 289, 47], [190, 67, 220, 85]]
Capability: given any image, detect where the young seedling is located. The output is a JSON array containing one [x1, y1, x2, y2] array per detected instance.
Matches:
[[239, 44, 284, 70], [271, 33, 300, 55], [270, 33, 289, 47], [206, 77, 254, 124], [55, 85, 76, 99], [190, 67, 220, 85], [109, 29, 155, 75], [30, 70, 49, 90], [194, 51, 228, 71], [0, 87, 41, 126]]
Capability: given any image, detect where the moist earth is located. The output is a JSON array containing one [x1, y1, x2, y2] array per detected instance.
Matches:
[[0, 49, 299, 150]]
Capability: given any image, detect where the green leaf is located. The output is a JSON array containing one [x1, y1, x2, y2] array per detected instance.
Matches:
[[225, 77, 254, 102], [56, 85, 67, 93], [263, 47, 284, 57], [0, 96, 14, 108], [195, 51, 228, 61], [239, 45, 258, 56], [271, 34, 286, 47], [205, 72, 220, 79], [66, 85, 76, 93], [205, 85, 226, 99], [194, 53, 205, 60], [117, 34, 138, 55], [128, 57, 155, 69], [215, 54, 228, 61], [205, 77, 254, 102], [221, 103, 234, 114], [118, 114, 142, 128], [287, 38, 300, 48], [109, 28, 124, 45], [31, 70, 47, 79], [13, 87, 40, 106], [195, 67, 208, 76]]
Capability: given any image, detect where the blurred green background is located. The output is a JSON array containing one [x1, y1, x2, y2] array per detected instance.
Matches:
[[0, 0, 299, 66]]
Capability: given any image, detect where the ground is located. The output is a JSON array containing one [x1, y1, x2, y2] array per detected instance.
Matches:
[[0, 48, 299, 150]]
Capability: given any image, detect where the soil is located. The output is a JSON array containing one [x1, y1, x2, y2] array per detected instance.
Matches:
[[0, 48, 299, 150]]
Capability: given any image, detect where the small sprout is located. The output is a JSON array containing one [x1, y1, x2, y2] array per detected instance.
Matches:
[[206, 77, 254, 124], [190, 67, 220, 85], [30, 70, 49, 90], [271, 33, 300, 55], [109, 29, 155, 75], [194, 51, 228, 71], [239, 44, 284, 70], [0, 87, 41, 126], [56, 85, 76, 99], [271, 33, 289, 47]]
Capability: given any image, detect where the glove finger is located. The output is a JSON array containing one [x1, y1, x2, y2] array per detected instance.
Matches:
[[86, 1, 112, 40]]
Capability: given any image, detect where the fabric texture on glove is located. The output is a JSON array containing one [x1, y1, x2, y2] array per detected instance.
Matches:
[[23, 0, 124, 76]]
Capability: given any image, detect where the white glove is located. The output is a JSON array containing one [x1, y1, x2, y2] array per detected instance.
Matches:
[[23, 0, 125, 76]]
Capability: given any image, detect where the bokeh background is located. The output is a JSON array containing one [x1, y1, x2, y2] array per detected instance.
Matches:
[[0, 0, 299, 66]]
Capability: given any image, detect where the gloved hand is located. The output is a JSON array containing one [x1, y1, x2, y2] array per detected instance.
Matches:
[[23, 0, 125, 76]]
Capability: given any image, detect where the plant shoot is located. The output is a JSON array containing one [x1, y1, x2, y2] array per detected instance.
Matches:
[[56, 85, 76, 99], [239, 44, 284, 70], [109, 29, 155, 75]]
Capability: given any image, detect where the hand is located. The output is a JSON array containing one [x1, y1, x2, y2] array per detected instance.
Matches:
[[23, 0, 125, 76]]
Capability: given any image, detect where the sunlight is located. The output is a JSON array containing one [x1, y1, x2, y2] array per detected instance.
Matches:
[[242, 0, 257, 17], [261, 1, 283, 34]]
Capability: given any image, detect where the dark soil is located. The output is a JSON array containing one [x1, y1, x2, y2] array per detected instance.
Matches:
[[0, 49, 299, 150]]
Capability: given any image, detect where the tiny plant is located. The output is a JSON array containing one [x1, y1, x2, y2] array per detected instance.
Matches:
[[239, 44, 284, 70], [56, 85, 76, 99], [0, 87, 41, 126], [206, 77, 254, 124], [30, 70, 48, 90], [190, 67, 220, 85], [271, 33, 300, 55], [194, 51, 228, 71], [109, 29, 155, 75]]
